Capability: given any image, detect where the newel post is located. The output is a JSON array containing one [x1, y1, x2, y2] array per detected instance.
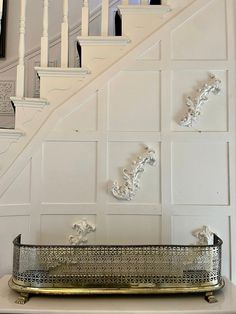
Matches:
[[61, 0, 69, 67], [16, 0, 27, 98], [101, 0, 109, 36], [41, 0, 49, 67], [81, 0, 89, 36]]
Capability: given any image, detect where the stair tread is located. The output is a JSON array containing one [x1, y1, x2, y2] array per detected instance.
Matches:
[[0, 129, 25, 139], [35, 67, 91, 77], [77, 36, 131, 46], [11, 97, 49, 108], [118, 4, 171, 14]]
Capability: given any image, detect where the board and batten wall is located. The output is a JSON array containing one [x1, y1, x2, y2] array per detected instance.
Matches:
[[0, 0, 235, 283]]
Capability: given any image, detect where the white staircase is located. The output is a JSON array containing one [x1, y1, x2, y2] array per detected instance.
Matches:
[[0, 0, 194, 187]]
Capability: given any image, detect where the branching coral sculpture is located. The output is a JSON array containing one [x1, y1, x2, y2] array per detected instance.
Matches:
[[69, 219, 96, 245], [192, 225, 214, 245], [180, 74, 221, 127], [111, 146, 157, 201]]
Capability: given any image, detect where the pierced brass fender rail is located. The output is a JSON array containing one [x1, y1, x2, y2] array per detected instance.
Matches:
[[9, 234, 224, 304]]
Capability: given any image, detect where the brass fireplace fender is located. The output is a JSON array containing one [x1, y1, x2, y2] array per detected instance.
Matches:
[[9, 277, 225, 304]]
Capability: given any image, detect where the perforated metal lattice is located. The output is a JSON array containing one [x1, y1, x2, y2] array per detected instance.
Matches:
[[12, 235, 222, 289]]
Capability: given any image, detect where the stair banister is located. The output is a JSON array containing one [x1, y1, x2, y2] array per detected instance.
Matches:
[[101, 0, 109, 36], [41, 0, 49, 67], [81, 0, 89, 37], [16, 0, 27, 98], [61, 0, 69, 67]]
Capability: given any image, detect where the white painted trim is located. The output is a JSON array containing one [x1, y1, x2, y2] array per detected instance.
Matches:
[[77, 36, 131, 46], [0, 129, 25, 139], [10, 97, 49, 108], [35, 67, 91, 77]]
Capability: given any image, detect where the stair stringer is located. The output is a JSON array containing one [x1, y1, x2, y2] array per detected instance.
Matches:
[[0, 0, 213, 197]]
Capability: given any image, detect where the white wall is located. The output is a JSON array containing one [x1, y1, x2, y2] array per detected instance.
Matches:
[[0, 0, 235, 286]]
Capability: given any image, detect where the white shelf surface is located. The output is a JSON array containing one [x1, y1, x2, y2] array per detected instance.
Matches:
[[0, 275, 236, 314]]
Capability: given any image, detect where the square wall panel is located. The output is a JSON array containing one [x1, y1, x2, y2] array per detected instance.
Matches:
[[108, 71, 160, 131], [54, 93, 98, 132], [106, 215, 161, 245], [171, 70, 227, 132], [136, 41, 161, 60], [42, 141, 97, 203], [0, 162, 31, 205], [108, 142, 160, 204], [40, 214, 96, 245], [172, 215, 230, 277], [172, 142, 229, 205], [171, 0, 227, 60]]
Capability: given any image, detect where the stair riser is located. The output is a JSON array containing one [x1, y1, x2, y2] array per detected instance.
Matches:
[[121, 15, 164, 42], [81, 45, 129, 74], [15, 107, 44, 130], [40, 76, 86, 107]]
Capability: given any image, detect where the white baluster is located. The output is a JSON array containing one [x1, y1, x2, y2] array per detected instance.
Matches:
[[61, 0, 69, 67], [41, 0, 48, 67], [101, 0, 109, 36], [16, 0, 27, 98], [81, 0, 89, 36], [122, 0, 129, 4]]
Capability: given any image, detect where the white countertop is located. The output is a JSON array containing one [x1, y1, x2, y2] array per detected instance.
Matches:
[[0, 275, 236, 314]]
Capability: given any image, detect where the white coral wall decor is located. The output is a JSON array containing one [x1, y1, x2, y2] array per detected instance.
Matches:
[[192, 225, 214, 245], [69, 219, 96, 245], [179, 74, 221, 127], [111, 146, 157, 201]]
